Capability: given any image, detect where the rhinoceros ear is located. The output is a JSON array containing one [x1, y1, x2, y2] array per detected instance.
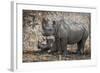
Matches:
[[42, 18, 47, 24], [42, 18, 47, 29], [42, 18, 48, 24], [53, 20, 56, 25]]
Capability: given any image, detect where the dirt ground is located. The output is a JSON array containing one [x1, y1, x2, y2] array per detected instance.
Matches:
[[23, 51, 91, 62]]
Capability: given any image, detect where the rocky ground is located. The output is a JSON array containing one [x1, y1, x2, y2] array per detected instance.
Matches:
[[23, 50, 91, 62]]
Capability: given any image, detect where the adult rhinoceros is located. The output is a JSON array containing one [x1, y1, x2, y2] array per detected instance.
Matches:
[[41, 18, 88, 56]]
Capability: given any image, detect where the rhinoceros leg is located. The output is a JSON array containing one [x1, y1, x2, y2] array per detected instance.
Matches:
[[76, 29, 88, 55], [57, 38, 62, 54], [60, 39, 69, 56], [77, 39, 86, 55], [50, 37, 60, 53], [49, 43, 57, 54], [77, 41, 83, 55]]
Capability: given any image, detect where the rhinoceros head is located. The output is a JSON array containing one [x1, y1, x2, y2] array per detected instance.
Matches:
[[42, 18, 56, 36]]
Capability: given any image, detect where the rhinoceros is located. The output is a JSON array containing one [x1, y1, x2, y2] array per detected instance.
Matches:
[[41, 18, 88, 56]]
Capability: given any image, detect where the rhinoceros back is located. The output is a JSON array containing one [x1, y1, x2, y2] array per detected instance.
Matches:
[[56, 20, 87, 44]]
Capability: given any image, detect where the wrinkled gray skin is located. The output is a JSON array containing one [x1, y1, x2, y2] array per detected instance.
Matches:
[[41, 18, 88, 56], [38, 38, 54, 53]]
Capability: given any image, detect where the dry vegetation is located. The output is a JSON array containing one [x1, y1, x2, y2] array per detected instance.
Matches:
[[23, 10, 91, 62]]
